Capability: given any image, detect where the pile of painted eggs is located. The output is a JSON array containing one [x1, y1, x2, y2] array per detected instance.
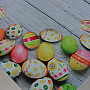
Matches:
[[0, 7, 90, 90]]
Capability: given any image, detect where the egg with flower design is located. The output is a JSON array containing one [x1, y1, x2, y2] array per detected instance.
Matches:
[[29, 77, 53, 90], [22, 59, 48, 79], [48, 58, 69, 81]]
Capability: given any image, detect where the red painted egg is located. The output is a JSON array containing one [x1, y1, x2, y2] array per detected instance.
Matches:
[[11, 44, 28, 63]]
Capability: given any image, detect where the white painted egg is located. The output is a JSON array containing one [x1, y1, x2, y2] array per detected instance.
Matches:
[[6, 24, 23, 39], [48, 58, 69, 81], [29, 77, 53, 90], [22, 59, 48, 79], [80, 34, 90, 49], [0, 39, 15, 56], [40, 29, 63, 42], [0, 61, 21, 78]]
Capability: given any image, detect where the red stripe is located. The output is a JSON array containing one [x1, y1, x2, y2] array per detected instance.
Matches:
[[23, 35, 39, 42]]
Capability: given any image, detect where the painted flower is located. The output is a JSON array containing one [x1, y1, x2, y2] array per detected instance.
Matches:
[[40, 65, 44, 70], [49, 62, 57, 71], [53, 74, 58, 79], [54, 58, 63, 63], [33, 61, 38, 65], [33, 67, 38, 72], [27, 72, 33, 76], [58, 72, 63, 76], [35, 73, 40, 77], [63, 68, 67, 73]]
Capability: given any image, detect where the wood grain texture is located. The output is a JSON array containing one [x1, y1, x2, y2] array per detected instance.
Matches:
[[0, 0, 90, 90]]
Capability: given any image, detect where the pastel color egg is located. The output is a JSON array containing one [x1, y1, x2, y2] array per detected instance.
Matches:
[[0, 6, 6, 19], [0, 28, 5, 41], [6, 24, 23, 39], [48, 58, 69, 81], [61, 36, 78, 54], [23, 31, 40, 49], [57, 83, 76, 90], [37, 42, 54, 61], [0, 61, 21, 78], [11, 44, 28, 63], [22, 59, 48, 79], [0, 39, 15, 56], [29, 77, 53, 90], [70, 50, 90, 70]]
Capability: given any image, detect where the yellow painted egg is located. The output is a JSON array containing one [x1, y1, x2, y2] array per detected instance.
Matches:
[[0, 39, 15, 56], [29, 77, 53, 90], [22, 59, 48, 79], [70, 50, 90, 70], [23, 31, 40, 49], [48, 58, 69, 81], [0, 61, 21, 78], [37, 42, 54, 61]]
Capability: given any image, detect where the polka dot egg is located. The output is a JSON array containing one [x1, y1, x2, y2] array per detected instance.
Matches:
[[48, 58, 69, 81], [29, 77, 53, 90], [6, 24, 23, 39], [0, 6, 6, 19], [70, 50, 90, 70], [0, 61, 21, 78]]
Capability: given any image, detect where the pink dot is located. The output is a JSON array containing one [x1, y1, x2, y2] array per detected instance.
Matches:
[[0, 42, 3, 45], [4, 47, 9, 51], [58, 72, 63, 76], [63, 68, 67, 73], [0, 9, 3, 11]]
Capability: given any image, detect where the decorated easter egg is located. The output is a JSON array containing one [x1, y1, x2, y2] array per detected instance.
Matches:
[[29, 77, 53, 90], [40, 29, 63, 42], [0, 61, 21, 78], [61, 36, 78, 54], [11, 44, 28, 63], [6, 24, 23, 39], [22, 59, 48, 79], [0, 6, 6, 19], [78, 20, 90, 32], [23, 32, 40, 49], [70, 50, 90, 70], [0, 28, 5, 41], [48, 58, 69, 81], [80, 34, 90, 49], [37, 42, 54, 61], [57, 83, 76, 90], [0, 39, 15, 56]]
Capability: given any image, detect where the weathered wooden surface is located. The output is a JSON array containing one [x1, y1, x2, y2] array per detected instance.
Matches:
[[0, 0, 90, 90]]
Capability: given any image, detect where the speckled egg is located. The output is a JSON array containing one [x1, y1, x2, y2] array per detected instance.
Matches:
[[57, 83, 76, 90], [0, 39, 15, 56], [0, 28, 5, 41], [48, 58, 69, 81], [29, 77, 53, 90], [70, 50, 90, 70], [0, 6, 6, 19], [6, 24, 23, 39], [11, 44, 28, 63], [22, 59, 48, 79], [0, 61, 21, 78], [23, 32, 40, 49]]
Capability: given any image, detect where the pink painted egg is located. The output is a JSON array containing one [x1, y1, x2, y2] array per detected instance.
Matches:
[[70, 50, 90, 70], [11, 44, 28, 63]]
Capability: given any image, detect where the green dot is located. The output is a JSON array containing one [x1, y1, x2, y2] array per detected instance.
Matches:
[[0, 50, 3, 53], [12, 27, 15, 30], [43, 85, 48, 90], [34, 83, 39, 87], [58, 68, 60, 70], [3, 61, 8, 63], [6, 71, 11, 76], [18, 30, 20, 33], [20, 26, 22, 28], [12, 35, 15, 37], [52, 72, 54, 74], [7, 31, 9, 34], [14, 64, 18, 68]]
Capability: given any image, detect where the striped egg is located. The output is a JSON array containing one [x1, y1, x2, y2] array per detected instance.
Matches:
[[0, 6, 6, 19], [22, 59, 48, 79], [0, 61, 21, 78], [0, 39, 15, 56], [29, 77, 53, 90], [6, 24, 23, 39], [70, 50, 90, 70], [23, 32, 40, 49]]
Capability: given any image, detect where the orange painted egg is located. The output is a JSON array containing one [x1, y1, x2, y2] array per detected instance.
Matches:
[[70, 50, 90, 70], [0, 28, 5, 41]]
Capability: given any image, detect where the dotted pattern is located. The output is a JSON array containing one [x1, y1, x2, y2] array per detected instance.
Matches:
[[0, 6, 6, 18]]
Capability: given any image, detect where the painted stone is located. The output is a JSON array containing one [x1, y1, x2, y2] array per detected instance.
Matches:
[[48, 58, 69, 81], [0, 39, 15, 56], [70, 50, 90, 70], [0, 61, 21, 78], [22, 59, 48, 79], [6, 24, 23, 39], [40, 29, 63, 42], [23, 32, 40, 49], [29, 77, 53, 90]]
